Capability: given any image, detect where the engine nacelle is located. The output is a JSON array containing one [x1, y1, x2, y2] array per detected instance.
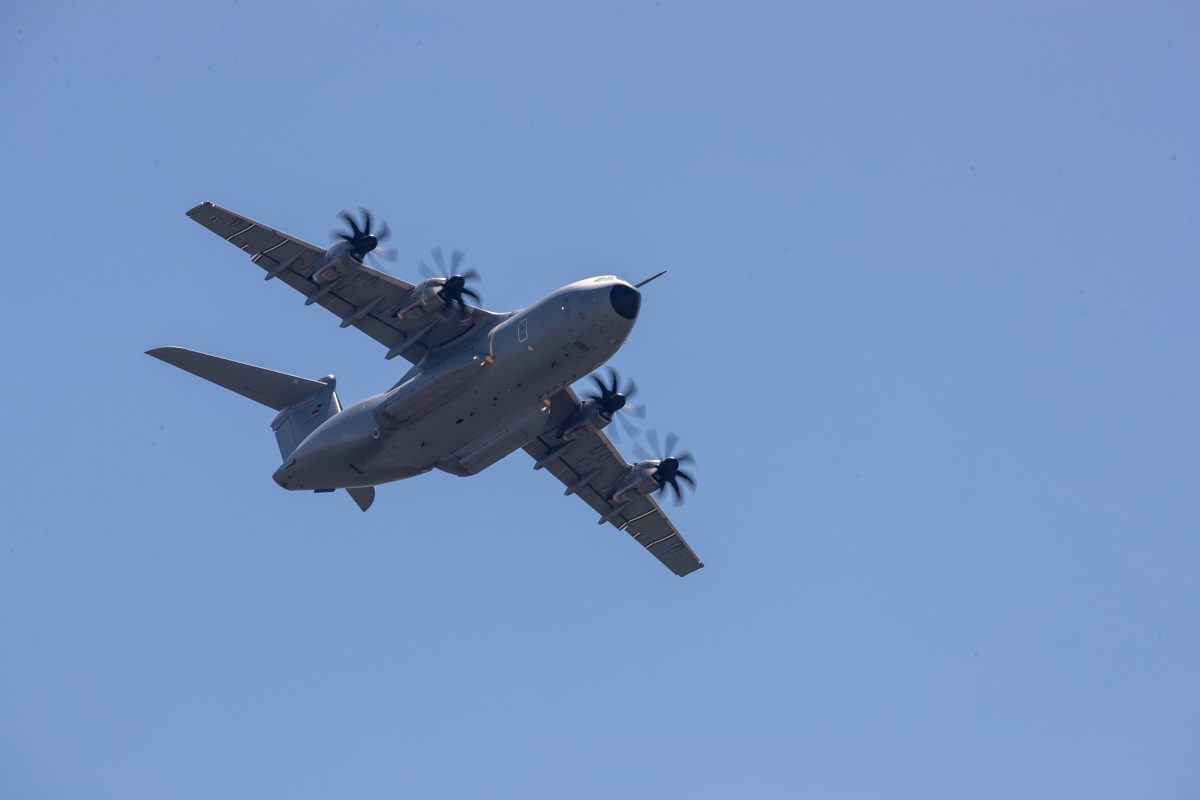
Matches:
[[558, 399, 613, 442], [395, 278, 449, 321], [608, 460, 661, 503], [310, 241, 357, 283]]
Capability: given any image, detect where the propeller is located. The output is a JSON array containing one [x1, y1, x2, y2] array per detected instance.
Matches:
[[419, 246, 482, 318], [633, 430, 697, 505], [331, 207, 397, 265], [584, 367, 645, 440]]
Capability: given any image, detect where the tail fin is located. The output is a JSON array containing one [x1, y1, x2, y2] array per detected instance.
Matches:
[[268, 378, 340, 460], [146, 346, 340, 459]]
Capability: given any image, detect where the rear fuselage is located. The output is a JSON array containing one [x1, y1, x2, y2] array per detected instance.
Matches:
[[271, 277, 641, 491]]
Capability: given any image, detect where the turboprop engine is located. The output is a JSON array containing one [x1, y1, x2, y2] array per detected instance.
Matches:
[[558, 368, 644, 441], [395, 247, 482, 322], [609, 431, 698, 505], [310, 207, 396, 284]]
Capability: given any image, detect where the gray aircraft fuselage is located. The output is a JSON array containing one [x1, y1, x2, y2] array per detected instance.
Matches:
[[271, 277, 642, 492]]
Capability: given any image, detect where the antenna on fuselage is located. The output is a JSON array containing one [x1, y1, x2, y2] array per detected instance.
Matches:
[[634, 270, 667, 289]]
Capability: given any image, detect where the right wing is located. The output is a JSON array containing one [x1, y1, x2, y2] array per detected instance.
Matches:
[[186, 202, 508, 364], [522, 387, 704, 577]]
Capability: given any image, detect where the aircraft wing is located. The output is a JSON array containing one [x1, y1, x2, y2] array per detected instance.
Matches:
[[522, 387, 704, 577], [186, 202, 507, 364]]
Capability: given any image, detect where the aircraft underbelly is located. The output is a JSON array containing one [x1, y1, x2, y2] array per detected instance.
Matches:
[[369, 293, 631, 482]]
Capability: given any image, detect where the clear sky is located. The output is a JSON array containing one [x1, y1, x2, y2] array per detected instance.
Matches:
[[2, 1, 1197, 797]]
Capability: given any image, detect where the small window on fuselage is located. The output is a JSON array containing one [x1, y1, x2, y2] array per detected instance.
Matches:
[[518, 318, 528, 342]]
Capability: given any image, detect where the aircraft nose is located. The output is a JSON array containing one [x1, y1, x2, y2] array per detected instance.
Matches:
[[609, 283, 641, 320]]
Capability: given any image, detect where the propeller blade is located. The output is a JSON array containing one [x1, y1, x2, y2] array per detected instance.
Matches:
[[591, 374, 608, 395], [460, 287, 481, 303], [419, 261, 437, 279], [647, 429, 662, 459], [431, 246, 446, 274], [359, 207, 373, 234], [376, 220, 391, 241], [676, 451, 695, 465], [676, 470, 696, 490], [624, 403, 646, 419], [623, 377, 638, 400], [607, 367, 620, 394], [339, 210, 361, 237], [460, 268, 481, 283], [633, 441, 652, 462], [616, 412, 640, 439], [450, 248, 465, 273], [664, 432, 680, 458]]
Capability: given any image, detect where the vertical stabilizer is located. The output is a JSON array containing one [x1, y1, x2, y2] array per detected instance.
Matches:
[[269, 378, 340, 460]]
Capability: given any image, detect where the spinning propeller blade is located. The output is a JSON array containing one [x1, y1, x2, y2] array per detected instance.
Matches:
[[421, 247, 483, 318], [331, 207, 393, 263], [583, 367, 644, 440], [643, 429, 698, 505]]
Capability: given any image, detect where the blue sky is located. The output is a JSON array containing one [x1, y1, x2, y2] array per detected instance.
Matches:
[[2, 1, 1198, 797]]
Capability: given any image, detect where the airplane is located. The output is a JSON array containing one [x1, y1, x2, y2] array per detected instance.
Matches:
[[148, 203, 703, 576]]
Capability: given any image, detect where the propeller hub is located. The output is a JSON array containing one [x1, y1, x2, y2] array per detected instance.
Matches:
[[584, 367, 643, 439], [642, 430, 695, 504], [353, 234, 378, 255], [421, 252, 482, 319], [334, 208, 391, 263]]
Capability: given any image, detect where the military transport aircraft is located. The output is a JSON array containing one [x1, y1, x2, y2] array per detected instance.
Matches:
[[148, 203, 703, 576]]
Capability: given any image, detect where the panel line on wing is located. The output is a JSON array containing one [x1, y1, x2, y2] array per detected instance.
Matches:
[[619, 509, 655, 531], [259, 239, 288, 256]]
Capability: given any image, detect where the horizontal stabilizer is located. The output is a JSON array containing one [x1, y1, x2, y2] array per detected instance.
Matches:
[[147, 347, 326, 411], [346, 486, 375, 512]]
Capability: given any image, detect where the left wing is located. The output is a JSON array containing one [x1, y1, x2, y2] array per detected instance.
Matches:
[[523, 387, 704, 577], [186, 202, 507, 364]]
